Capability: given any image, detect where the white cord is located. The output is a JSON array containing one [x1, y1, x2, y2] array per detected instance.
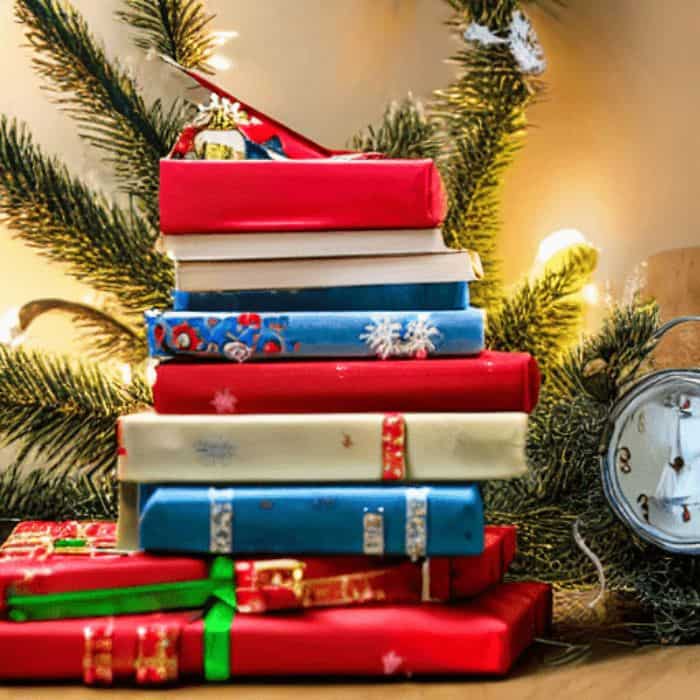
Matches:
[[573, 518, 607, 609]]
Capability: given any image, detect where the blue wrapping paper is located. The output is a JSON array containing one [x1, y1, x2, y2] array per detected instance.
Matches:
[[138, 484, 484, 558], [171, 282, 469, 312], [146, 308, 484, 361]]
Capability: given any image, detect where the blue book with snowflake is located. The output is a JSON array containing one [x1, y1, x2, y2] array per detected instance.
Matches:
[[171, 282, 470, 312], [135, 484, 484, 558], [145, 308, 484, 362]]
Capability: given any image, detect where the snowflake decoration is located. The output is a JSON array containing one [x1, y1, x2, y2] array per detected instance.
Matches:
[[210, 388, 238, 414], [464, 9, 546, 76], [382, 650, 404, 675], [402, 315, 440, 359], [360, 317, 402, 360]]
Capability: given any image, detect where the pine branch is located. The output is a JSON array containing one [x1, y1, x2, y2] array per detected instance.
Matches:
[[0, 462, 116, 520], [431, 0, 542, 311], [0, 345, 152, 478], [16, 0, 193, 225], [0, 116, 174, 312], [117, 0, 217, 73], [16, 299, 147, 365], [487, 245, 598, 379], [350, 97, 439, 160]]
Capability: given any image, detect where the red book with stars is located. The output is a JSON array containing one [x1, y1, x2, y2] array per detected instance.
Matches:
[[152, 351, 540, 415], [0, 581, 551, 683]]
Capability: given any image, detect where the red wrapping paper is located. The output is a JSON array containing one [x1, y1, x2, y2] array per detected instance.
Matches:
[[159, 65, 446, 234], [160, 159, 446, 234], [153, 351, 540, 415], [0, 582, 551, 682], [0, 523, 517, 615]]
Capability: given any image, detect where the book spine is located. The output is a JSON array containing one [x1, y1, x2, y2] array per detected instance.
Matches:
[[171, 282, 470, 312], [145, 309, 484, 362], [152, 352, 541, 414], [117, 412, 528, 483], [137, 485, 484, 557]]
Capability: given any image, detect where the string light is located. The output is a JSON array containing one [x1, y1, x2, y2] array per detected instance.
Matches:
[[145, 358, 159, 387], [581, 283, 600, 306], [119, 363, 133, 385], [207, 54, 234, 72], [0, 307, 24, 347], [210, 30, 239, 47], [535, 229, 588, 265]]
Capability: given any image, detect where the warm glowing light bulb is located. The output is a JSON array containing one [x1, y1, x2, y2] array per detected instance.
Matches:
[[145, 358, 159, 387], [119, 363, 133, 385], [582, 283, 600, 306], [0, 307, 23, 347], [210, 30, 239, 47], [207, 54, 234, 71], [536, 229, 588, 264]]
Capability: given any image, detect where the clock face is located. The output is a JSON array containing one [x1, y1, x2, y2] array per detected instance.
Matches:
[[602, 370, 700, 553]]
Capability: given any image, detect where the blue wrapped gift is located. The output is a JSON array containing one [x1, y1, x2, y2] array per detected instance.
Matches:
[[171, 281, 469, 312], [137, 484, 484, 558], [146, 308, 484, 361]]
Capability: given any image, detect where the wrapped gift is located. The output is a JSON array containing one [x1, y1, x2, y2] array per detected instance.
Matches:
[[171, 281, 470, 313], [145, 308, 485, 362], [1, 526, 517, 621], [0, 582, 551, 682], [153, 351, 541, 415], [159, 63, 446, 234], [0, 521, 115, 559], [118, 412, 529, 483], [133, 484, 484, 557]]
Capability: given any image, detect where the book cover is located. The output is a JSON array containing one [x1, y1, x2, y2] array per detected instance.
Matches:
[[136, 484, 484, 557], [145, 309, 485, 362], [171, 281, 470, 312], [118, 412, 528, 483], [174, 250, 482, 292], [152, 351, 541, 415]]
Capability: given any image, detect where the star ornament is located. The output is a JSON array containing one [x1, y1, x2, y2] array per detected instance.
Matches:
[[381, 650, 404, 675], [210, 388, 238, 414]]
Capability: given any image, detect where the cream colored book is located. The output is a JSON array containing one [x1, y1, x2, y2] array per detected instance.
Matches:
[[174, 250, 483, 292], [164, 228, 448, 261], [117, 411, 528, 483]]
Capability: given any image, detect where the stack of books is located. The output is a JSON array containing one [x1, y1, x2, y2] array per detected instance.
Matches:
[[0, 68, 550, 686]]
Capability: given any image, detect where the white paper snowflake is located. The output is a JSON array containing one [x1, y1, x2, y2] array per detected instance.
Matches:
[[360, 317, 402, 359], [210, 388, 238, 414], [464, 9, 546, 76], [402, 315, 440, 359], [195, 93, 262, 127]]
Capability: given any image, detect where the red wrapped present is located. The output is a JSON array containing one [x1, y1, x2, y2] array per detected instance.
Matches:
[[153, 351, 541, 415], [159, 61, 446, 234], [0, 520, 115, 559], [0, 582, 551, 682], [0, 521, 517, 620]]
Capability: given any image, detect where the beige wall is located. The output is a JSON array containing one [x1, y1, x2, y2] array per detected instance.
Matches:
[[0, 0, 698, 357]]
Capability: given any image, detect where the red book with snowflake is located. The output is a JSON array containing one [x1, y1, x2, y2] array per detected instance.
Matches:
[[0, 582, 550, 683], [152, 351, 540, 415]]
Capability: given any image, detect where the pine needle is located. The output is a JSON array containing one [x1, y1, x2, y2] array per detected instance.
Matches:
[[117, 0, 217, 73], [16, 0, 193, 225], [0, 116, 174, 312], [0, 345, 151, 478]]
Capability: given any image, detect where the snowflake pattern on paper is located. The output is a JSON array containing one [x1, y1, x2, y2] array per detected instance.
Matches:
[[210, 388, 238, 414], [361, 314, 440, 359], [382, 650, 404, 675]]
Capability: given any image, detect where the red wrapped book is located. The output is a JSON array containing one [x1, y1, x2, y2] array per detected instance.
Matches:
[[0, 522, 517, 620], [153, 351, 540, 415], [0, 582, 551, 682], [160, 62, 446, 234]]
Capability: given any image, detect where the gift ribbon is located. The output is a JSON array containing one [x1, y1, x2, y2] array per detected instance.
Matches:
[[7, 556, 235, 622]]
